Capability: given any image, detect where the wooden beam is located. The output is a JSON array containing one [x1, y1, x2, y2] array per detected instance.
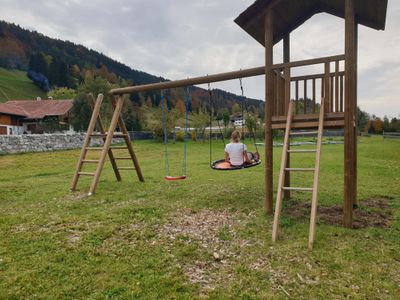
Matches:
[[272, 55, 345, 70], [265, 10, 274, 214], [283, 34, 291, 200], [344, 0, 357, 228], [109, 55, 344, 96]]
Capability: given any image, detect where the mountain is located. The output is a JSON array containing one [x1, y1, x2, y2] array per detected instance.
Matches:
[[0, 20, 264, 118]]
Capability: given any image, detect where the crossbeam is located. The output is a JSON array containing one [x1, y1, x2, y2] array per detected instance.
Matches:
[[110, 66, 265, 95]]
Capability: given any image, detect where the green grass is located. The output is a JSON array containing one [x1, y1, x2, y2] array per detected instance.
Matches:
[[0, 136, 399, 298], [0, 67, 47, 102]]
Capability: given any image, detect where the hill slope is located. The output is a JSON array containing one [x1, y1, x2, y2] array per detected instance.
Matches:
[[0, 20, 264, 118], [0, 67, 46, 102]]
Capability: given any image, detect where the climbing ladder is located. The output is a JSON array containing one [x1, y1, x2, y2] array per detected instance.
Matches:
[[272, 98, 325, 250], [71, 94, 144, 196]]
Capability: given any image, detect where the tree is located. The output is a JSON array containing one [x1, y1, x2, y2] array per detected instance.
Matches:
[[373, 118, 383, 134], [48, 87, 76, 99], [190, 109, 209, 142], [232, 103, 241, 114], [71, 76, 112, 130], [382, 116, 390, 132]]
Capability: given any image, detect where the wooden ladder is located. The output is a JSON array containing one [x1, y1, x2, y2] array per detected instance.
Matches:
[[70, 94, 144, 196], [272, 98, 325, 250]]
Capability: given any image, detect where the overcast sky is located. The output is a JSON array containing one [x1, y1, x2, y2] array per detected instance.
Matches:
[[1, 0, 399, 118]]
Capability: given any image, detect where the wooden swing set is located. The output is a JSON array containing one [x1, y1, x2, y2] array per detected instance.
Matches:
[[71, 0, 388, 248]]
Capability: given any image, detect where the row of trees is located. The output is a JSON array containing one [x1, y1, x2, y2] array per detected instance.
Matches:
[[358, 108, 400, 133]]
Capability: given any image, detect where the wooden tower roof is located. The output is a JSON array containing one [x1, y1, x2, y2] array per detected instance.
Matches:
[[235, 0, 388, 46]]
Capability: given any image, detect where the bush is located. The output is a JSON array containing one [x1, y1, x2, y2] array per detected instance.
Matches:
[[191, 131, 197, 141], [176, 131, 185, 142]]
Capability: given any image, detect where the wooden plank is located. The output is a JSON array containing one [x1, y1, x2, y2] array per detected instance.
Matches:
[[284, 67, 291, 116], [330, 76, 334, 112], [309, 97, 325, 250], [287, 149, 317, 153], [283, 35, 291, 200], [117, 167, 136, 170], [335, 61, 339, 112], [272, 101, 294, 243], [344, 0, 357, 228], [271, 54, 345, 71], [109, 55, 345, 96], [340, 75, 344, 112], [272, 112, 344, 123], [324, 62, 330, 113], [272, 119, 344, 129], [82, 160, 99, 164], [304, 79, 307, 114], [295, 80, 299, 114], [290, 131, 318, 135], [312, 78, 316, 114], [291, 71, 345, 82], [283, 187, 313, 191], [285, 168, 315, 172], [78, 172, 95, 176], [70, 94, 104, 191], [265, 10, 274, 214]]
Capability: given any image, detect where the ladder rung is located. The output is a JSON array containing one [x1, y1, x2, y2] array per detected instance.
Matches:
[[117, 167, 136, 170], [78, 172, 95, 176], [283, 187, 313, 191], [85, 147, 103, 150], [290, 131, 318, 135], [90, 133, 127, 138], [90, 133, 107, 137], [285, 168, 315, 172], [82, 160, 99, 163], [111, 146, 128, 150], [115, 157, 132, 160], [287, 149, 317, 153]]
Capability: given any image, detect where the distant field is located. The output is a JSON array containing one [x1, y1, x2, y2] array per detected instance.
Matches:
[[0, 136, 399, 298], [0, 67, 47, 102]]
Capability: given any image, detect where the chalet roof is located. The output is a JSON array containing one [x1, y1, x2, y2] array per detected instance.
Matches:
[[235, 0, 388, 46], [0, 100, 73, 120]]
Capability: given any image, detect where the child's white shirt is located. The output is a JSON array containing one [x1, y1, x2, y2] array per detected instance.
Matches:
[[225, 142, 247, 165]]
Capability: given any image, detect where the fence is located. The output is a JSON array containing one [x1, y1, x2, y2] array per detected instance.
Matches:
[[383, 131, 400, 139]]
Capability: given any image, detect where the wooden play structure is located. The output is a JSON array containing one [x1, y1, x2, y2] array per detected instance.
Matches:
[[72, 0, 388, 246]]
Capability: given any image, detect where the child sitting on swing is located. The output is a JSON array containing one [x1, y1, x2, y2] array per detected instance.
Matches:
[[224, 130, 252, 167]]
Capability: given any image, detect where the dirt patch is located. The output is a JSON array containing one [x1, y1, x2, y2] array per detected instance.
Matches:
[[284, 197, 393, 229], [159, 209, 251, 290]]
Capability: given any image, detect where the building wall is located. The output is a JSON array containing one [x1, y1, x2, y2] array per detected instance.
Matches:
[[0, 114, 24, 135]]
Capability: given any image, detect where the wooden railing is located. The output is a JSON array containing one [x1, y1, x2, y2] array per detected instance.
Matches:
[[271, 54, 345, 117]]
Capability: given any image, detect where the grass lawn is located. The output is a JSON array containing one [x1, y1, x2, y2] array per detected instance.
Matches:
[[0, 136, 399, 298], [0, 68, 47, 102]]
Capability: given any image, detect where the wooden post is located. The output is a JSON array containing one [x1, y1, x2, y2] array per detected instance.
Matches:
[[265, 11, 274, 214], [283, 34, 291, 200], [354, 24, 358, 208], [344, 0, 357, 228], [324, 62, 330, 113]]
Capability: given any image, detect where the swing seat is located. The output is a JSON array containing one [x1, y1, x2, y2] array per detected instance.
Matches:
[[165, 175, 187, 181], [211, 151, 261, 171], [211, 158, 261, 171]]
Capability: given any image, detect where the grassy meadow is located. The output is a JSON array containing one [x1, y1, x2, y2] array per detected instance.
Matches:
[[0, 68, 46, 102], [0, 136, 399, 299]]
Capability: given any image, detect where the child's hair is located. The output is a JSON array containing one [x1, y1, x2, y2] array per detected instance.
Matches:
[[231, 130, 241, 143]]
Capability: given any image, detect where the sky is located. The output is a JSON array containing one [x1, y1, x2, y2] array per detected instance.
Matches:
[[0, 0, 399, 118]]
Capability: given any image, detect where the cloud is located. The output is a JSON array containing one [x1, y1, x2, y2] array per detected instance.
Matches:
[[0, 0, 398, 117]]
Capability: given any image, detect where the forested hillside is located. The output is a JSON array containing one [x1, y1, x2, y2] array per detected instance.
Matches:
[[0, 20, 264, 124]]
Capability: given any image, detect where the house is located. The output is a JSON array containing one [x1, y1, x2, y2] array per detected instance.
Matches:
[[231, 114, 245, 127], [0, 98, 74, 135]]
